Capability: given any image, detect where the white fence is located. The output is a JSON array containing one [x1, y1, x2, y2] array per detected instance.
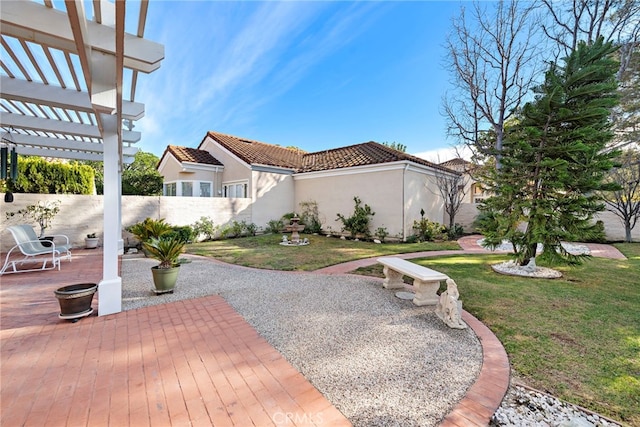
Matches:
[[1, 193, 252, 251]]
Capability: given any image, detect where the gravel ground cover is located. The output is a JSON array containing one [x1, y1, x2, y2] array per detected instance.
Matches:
[[121, 255, 482, 427]]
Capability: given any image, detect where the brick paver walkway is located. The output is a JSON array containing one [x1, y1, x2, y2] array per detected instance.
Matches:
[[0, 249, 350, 426]]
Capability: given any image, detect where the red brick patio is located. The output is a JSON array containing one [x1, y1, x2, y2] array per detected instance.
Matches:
[[0, 249, 350, 426]]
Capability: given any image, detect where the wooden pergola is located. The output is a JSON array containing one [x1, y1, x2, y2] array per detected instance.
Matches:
[[0, 0, 164, 315]]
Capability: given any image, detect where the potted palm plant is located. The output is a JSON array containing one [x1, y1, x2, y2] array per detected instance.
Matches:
[[143, 236, 185, 294]]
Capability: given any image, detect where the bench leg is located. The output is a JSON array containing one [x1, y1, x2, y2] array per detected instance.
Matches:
[[382, 266, 405, 289], [412, 279, 440, 306]]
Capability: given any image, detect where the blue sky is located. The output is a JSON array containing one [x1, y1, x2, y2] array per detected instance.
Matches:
[[136, 1, 467, 161]]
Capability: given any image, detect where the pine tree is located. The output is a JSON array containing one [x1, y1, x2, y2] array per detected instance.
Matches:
[[478, 37, 620, 265]]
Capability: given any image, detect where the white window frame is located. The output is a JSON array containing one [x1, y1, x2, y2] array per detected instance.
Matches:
[[164, 182, 177, 196], [222, 180, 249, 198], [163, 180, 214, 197], [199, 181, 212, 198]]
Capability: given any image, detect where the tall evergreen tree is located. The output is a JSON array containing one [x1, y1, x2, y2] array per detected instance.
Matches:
[[478, 37, 620, 265]]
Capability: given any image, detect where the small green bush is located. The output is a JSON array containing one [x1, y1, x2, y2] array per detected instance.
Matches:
[[299, 200, 323, 234], [265, 219, 284, 234], [336, 196, 375, 238], [405, 234, 419, 243], [231, 220, 245, 237], [192, 216, 219, 241], [446, 223, 464, 240], [412, 211, 446, 242], [166, 225, 195, 243], [219, 220, 258, 238], [245, 222, 258, 236], [375, 226, 389, 243]]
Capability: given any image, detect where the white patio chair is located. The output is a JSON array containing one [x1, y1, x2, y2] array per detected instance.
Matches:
[[0, 225, 72, 275]]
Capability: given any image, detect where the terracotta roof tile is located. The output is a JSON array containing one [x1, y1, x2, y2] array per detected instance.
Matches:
[[198, 131, 455, 174], [301, 142, 457, 173], [206, 131, 304, 169], [166, 145, 223, 166]]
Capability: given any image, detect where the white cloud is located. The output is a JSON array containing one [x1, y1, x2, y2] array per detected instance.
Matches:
[[136, 1, 390, 154], [413, 145, 472, 164]]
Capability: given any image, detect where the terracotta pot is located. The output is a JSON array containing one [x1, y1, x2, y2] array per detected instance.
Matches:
[[54, 283, 97, 322]]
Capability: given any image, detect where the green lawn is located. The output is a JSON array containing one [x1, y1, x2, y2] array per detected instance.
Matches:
[[354, 243, 640, 425], [186, 233, 460, 271], [186, 235, 639, 425]]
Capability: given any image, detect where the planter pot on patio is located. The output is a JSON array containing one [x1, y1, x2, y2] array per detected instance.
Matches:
[[151, 266, 179, 294], [54, 283, 97, 322], [40, 236, 54, 248], [85, 237, 99, 249]]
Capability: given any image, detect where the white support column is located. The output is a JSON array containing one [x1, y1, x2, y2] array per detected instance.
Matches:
[[98, 113, 122, 315], [118, 160, 124, 255]]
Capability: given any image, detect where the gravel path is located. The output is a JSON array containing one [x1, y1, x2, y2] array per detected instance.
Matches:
[[121, 255, 482, 427]]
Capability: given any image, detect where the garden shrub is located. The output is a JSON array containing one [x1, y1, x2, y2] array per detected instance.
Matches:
[[405, 234, 419, 243], [412, 210, 446, 242], [245, 221, 258, 236], [192, 216, 219, 241], [299, 200, 323, 234], [265, 219, 284, 234], [375, 226, 389, 243], [446, 223, 464, 240], [336, 196, 375, 238], [166, 225, 195, 243], [220, 220, 258, 238]]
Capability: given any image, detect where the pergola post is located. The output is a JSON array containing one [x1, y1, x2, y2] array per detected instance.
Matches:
[[1, 0, 163, 317], [98, 113, 122, 316]]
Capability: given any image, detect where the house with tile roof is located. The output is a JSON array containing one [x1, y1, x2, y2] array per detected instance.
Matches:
[[158, 131, 460, 239], [438, 158, 488, 204]]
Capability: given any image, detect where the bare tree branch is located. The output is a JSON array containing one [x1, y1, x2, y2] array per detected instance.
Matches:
[[442, 1, 540, 168]]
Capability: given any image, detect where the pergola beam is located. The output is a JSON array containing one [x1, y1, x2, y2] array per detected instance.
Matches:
[[1, 77, 145, 121], [7, 132, 138, 156], [14, 145, 137, 163], [0, 112, 141, 142], [1, 0, 164, 73]]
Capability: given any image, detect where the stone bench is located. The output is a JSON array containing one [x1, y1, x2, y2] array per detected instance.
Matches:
[[377, 257, 467, 329], [377, 257, 449, 306]]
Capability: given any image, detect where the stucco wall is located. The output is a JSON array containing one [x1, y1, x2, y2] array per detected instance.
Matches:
[[456, 203, 640, 242], [1, 193, 252, 251], [159, 155, 183, 181], [294, 166, 437, 238], [294, 168, 400, 236], [201, 137, 251, 185], [404, 166, 447, 237], [251, 170, 295, 227]]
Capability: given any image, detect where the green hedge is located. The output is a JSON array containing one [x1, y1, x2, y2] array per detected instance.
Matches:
[[9, 156, 95, 194]]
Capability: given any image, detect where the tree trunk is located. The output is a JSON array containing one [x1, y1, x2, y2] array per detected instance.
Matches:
[[625, 223, 632, 243]]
